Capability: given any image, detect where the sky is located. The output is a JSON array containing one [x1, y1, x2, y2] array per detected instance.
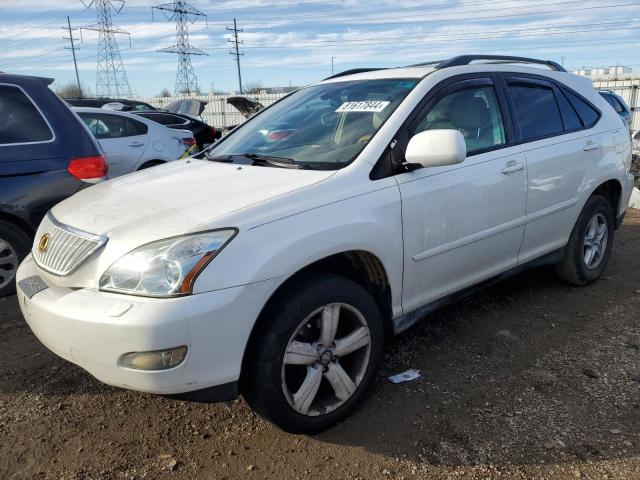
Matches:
[[1, 0, 639, 97]]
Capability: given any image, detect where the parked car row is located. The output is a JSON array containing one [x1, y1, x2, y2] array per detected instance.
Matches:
[[9, 56, 635, 434]]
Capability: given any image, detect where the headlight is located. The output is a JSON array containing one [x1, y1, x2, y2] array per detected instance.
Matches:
[[99, 229, 237, 297]]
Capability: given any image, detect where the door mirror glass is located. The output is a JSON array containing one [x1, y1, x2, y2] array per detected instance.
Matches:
[[405, 129, 466, 168]]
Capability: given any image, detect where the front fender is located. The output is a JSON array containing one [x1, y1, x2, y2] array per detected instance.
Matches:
[[192, 180, 404, 318]]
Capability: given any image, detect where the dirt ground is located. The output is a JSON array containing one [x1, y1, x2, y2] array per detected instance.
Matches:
[[1, 211, 640, 480]]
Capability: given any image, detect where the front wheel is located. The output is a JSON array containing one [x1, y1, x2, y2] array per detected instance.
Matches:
[[556, 194, 615, 286], [0, 221, 31, 297], [242, 274, 384, 433]]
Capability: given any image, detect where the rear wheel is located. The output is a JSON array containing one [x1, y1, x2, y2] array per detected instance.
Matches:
[[0, 221, 31, 297], [242, 273, 384, 433], [556, 195, 614, 286]]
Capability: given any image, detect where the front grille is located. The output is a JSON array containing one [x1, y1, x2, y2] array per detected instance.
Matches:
[[32, 213, 107, 276]]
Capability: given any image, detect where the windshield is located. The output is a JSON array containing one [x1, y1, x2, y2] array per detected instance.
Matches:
[[207, 78, 418, 169]]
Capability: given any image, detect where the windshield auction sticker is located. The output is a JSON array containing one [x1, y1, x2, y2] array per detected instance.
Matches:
[[336, 101, 390, 113]]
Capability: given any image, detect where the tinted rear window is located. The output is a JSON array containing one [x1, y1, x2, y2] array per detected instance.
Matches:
[[126, 118, 148, 135], [556, 89, 582, 131], [0, 84, 53, 145], [563, 89, 599, 128], [507, 82, 563, 140]]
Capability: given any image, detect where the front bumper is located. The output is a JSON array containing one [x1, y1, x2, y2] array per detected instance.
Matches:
[[17, 254, 279, 396]]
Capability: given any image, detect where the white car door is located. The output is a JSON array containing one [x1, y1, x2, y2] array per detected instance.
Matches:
[[80, 112, 149, 178], [396, 75, 528, 314], [503, 76, 604, 264]]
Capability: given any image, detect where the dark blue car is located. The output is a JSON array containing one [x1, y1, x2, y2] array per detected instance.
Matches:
[[0, 73, 106, 297]]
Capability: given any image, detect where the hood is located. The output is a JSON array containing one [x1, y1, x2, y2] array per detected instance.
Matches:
[[165, 99, 207, 117], [227, 96, 264, 118], [51, 159, 334, 245]]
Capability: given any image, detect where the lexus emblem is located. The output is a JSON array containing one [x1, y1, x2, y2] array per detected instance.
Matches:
[[38, 233, 50, 254]]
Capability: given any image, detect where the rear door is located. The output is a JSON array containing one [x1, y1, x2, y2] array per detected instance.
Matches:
[[79, 112, 149, 178], [503, 75, 603, 264]]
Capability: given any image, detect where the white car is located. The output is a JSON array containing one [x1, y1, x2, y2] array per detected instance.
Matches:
[[17, 55, 634, 433], [74, 107, 196, 178]]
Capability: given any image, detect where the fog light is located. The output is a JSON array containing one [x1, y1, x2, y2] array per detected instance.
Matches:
[[121, 346, 188, 371]]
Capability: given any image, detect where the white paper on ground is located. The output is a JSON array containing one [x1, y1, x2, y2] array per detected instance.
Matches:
[[388, 369, 421, 384]]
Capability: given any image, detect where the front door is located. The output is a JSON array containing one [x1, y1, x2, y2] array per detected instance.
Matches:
[[396, 76, 527, 314]]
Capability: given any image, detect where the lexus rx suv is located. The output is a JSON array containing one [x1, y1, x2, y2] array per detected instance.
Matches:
[[16, 56, 634, 433]]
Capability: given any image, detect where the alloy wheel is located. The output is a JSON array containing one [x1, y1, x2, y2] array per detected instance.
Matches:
[[0, 238, 19, 290], [281, 303, 371, 417], [583, 212, 608, 270]]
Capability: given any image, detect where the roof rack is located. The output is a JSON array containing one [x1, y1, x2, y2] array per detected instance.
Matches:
[[323, 68, 387, 80], [436, 55, 566, 72]]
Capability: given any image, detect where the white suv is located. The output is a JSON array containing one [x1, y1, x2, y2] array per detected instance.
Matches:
[[16, 55, 634, 433]]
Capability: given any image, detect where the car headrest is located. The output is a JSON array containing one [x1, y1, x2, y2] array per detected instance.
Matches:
[[449, 96, 490, 130]]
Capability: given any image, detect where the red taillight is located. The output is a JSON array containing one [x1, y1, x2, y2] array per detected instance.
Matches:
[[67, 155, 107, 182], [183, 137, 196, 147], [210, 126, 216, 136]]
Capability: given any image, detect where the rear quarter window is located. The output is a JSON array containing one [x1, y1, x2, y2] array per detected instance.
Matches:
[[0, 84, 53, 145], [563, 88, 599, 128]]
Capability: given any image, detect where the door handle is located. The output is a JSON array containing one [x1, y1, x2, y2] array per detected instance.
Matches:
[[583, 143, 599, 152], [129, 141, 144, 147], [501, 161, 524, 174]]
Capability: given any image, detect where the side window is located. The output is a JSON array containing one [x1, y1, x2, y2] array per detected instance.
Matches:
[[0, 84, 53, 145], [506, 80, 563, 140], [555, 88, 582, 131], [80, 114, 110, 139], [413, 84, 506, 154], [125, 118, 148, 136], [81, 114, 131, 139], [612, 98, 625, 114], [563, 88, 599, 128]]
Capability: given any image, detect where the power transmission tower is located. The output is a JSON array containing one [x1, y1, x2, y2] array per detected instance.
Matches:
[[227, 18, 244, 94], [63, 16, 82, 97], [152, 1, 208, 95], [81, 0, 132, 98]]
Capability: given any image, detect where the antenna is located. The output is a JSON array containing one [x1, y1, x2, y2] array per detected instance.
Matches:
[[63, 16, 82, 97], [152, 1, 208, 95], [227, 18, 244, 94], [81, 0, 132, 98]]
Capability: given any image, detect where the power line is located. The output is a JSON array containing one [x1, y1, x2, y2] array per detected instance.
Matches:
[[239, 1, 640, 28], [227, 18, 244, 94], [152, 0, 208, 94], [63, 15, 82, 96]]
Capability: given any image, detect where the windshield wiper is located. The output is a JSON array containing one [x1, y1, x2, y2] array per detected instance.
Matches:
[[206, 152, 303, 169], [241, 153, 303, 169]]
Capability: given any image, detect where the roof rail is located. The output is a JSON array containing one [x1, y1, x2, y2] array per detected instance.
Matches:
[[323, 68, 387, 80], [436, 55, 566, 72]]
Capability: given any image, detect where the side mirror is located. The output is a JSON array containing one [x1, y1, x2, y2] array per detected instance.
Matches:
[[405, 129, 466, 168]]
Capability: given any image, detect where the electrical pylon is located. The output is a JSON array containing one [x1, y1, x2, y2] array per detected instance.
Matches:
[[152, 1, 208, 95], [81, 0, 132, 98]]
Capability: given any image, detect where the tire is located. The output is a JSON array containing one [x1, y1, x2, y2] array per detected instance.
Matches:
[[0, 221, 31, 297], [242, 273, 384, 434], [138, 160, 164, 170], [555, 194, 615, 286]]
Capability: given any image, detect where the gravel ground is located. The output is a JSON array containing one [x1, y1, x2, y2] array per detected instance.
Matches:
[[1, 210, 639, 480]]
